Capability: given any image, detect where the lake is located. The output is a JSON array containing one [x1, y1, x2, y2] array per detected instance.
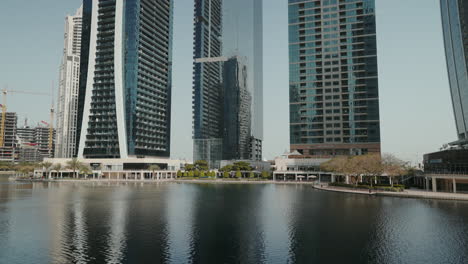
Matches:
[[1, 176, 468, 264]]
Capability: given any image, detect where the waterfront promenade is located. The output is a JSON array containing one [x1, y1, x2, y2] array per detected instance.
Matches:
[[13, 177, 468, 201], [314, 185, 468, 201]]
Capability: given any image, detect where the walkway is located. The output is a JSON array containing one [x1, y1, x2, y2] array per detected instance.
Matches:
[[314, 185, 468, 201], [377, 189, 468, 201]]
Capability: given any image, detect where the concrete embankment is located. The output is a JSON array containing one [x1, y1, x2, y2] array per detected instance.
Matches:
[[313, 185, 468, 202], [14, 178, 319, 185]]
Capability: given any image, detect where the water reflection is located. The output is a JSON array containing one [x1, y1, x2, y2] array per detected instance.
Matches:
[[187, 184, 266, 263], [0, 179, 468, 264]]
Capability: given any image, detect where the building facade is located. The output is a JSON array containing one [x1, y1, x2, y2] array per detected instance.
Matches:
[[440, 0, 468, 144], [192, 0, 263, 167], [416, 0, 468, 194], [17, 124, 56, 162], [0, 113, 17, 162], [222, 57, 252, 160], [55, 6, 83, 158], [288, 0, 380, 158], [77, 0, 174, 159]]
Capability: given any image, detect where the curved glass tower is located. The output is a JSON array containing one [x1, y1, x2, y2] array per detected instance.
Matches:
[[440, 0, 468, 144], [77, 0, 173, 159], [192, 0, 263, 167]]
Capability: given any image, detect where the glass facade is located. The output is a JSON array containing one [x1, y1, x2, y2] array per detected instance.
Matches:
[[192, 0, 263, 167], [288, 0, 381, 157], [222, 57, 252, 160], [77, 0, 173, 158], [76, 0, 93, 157], [440, 0, 468, 142]]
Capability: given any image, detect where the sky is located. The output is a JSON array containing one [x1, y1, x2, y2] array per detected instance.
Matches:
[[0, 0, 454, 165]]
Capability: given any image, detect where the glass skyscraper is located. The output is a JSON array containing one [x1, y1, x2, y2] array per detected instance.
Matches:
[[440, 0, 468, 144], [77, 0, 173, 159], [288, 0, 380, 157], [192, 0, 263, 167]]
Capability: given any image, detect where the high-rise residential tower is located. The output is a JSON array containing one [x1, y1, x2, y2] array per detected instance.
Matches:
[[288, 0, 380, 157], [440, 0, 468, 145], [76, 0, 173, 159], [55, 6, 82, 158], [192, 0, 263, 167]]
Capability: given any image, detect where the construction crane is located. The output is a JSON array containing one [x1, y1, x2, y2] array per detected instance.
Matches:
[[0, 87, 51, 149]]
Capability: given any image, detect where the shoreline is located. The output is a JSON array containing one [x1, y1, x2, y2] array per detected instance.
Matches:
[[12, 178, 468, 202], [313, 185, 468, 202], [13, 178, 317, 185]]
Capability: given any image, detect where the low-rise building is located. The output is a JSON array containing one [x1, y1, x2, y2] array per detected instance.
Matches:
[[419, 148, 468, 193], [40, 157, 190, 180], [273, 151, 331, 181]]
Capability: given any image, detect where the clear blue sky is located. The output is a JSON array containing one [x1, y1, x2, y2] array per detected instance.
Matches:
[[0, 0, 454, 164]]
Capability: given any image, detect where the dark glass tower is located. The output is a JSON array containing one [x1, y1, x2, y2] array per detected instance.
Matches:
[[440, 0, 468, 145], [192, 0, 263, 167], [288, 0, 381, 157], [222, 57, 252, 160], [77, 0, 173, 159]]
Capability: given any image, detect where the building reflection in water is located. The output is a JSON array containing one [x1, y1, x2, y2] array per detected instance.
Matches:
[[2, 180, 468, 264], [166, 183, 196, 263], [187, 184, 266, 263], [104, 186, 130, 264]]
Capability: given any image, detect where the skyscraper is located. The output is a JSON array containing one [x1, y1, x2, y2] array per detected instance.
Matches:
[[192, 0, 263, 167], [76, 0, 173, 159], [55, 6, 82, 158], [222, 57, 252, 161], [288, 0, 380, 157], [440, 0, 468, 145]]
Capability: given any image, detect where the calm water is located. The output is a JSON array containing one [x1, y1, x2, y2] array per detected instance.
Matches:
[[1, 176, 468, 264]]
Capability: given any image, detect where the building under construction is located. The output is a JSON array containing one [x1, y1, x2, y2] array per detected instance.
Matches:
[[0, 112, 17, 162], [16, 123, 56, 162]]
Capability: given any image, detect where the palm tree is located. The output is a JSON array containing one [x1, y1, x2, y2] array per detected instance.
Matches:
[[66, 158, 83, 178], [51, 164, 62, 179], [41, 161, 53, 179], [148, 164, 161, 179], [79, 165, 92, 179]]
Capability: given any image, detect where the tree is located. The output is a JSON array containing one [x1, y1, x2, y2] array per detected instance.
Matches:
[[235, 170, 242, 179], [249, 171, 255, 178], [223, 171, 229, 178], [232, 161, 252, 171], [177, 170, 182, 177], [41, 161, 53, 179], [188, 171, 194, 177], [194, 160, 209, 171], [17, 162, 36, 177], [185, 164, 195, 171], [382, 153, 408, 187], [66, 158, 83, 178], [148, 165, 161, 179], [51, 163, 62, 178], [220, 165, 233, 172], [352, 154, 383, 186], [261, 171, 269, 179], [79, 165, 92, 178]]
